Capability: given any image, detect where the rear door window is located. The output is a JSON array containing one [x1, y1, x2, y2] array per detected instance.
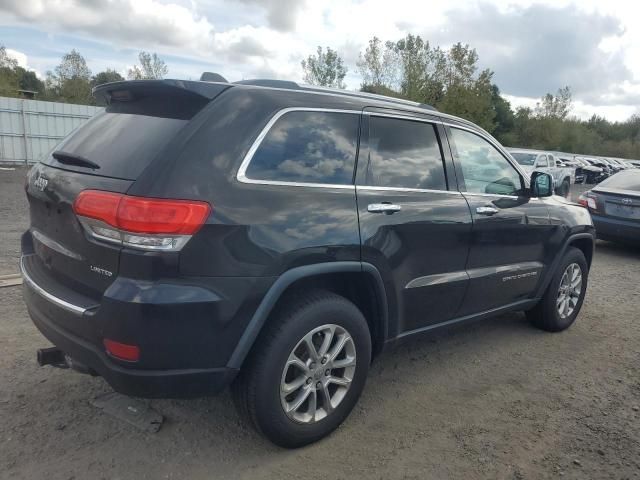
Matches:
[[244, 110, 360, 185], [363, 116, 447, 190], [43, 95, 207, 180]]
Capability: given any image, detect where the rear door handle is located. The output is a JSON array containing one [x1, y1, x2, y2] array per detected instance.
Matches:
[[476, 206, 499, 216], [368, 203, 402, 214]]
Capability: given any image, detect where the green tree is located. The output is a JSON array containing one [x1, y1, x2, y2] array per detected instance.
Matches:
[[301, 46, 347, 88], [438, 69, 496, 132], [92, 69, 125, 87], [490, 85, 515, 143], [0, 46, 20, 96], [17, 68, 44, 93], [128, 52, 168, 80], [48, 49, 93, 103], [357, 36, 399, 91], [535, 86, 572, 119]]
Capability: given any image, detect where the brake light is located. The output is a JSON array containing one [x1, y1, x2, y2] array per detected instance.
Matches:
[[577, 192, 597, 210], [104, 339, 140, 362], [73, 190, 211, 251]]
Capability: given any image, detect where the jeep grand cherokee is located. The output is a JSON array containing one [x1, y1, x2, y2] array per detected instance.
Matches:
[[22, 77, 595, 447]]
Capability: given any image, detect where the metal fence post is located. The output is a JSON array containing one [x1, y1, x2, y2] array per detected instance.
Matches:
[[21, 98, 29, 167]]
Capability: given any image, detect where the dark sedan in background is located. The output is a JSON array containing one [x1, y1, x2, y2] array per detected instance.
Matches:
[[579, 170, 640, 244]]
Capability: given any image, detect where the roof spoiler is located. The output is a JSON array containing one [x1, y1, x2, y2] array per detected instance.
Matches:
[[93, 79, 230, 104]]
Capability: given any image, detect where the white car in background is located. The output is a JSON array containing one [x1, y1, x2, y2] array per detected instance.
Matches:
[[507, 148, 574, 197]]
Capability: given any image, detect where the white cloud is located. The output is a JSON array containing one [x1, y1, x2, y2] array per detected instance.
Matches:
[[2, 0, 640, 120], [2, 0, 215, 52], [4, 48, 43, 78]]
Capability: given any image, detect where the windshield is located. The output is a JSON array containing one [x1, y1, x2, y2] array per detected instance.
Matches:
[[510, 152, 537, 166]]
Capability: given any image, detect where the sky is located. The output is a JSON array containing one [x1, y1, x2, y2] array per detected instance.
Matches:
[[1, 0, 640, 121]]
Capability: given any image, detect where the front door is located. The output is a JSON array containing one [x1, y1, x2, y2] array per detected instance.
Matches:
[[444, 125, 553, 315], [356, 113, 473, 336]]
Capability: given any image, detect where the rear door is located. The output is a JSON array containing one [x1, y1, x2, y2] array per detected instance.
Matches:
[[24, 86, 213, 301], [356, 111, 472, 336], [444, 124, 553, 315]]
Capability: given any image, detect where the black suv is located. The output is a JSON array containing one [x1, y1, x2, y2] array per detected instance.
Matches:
[[22, 78, 595, 447]]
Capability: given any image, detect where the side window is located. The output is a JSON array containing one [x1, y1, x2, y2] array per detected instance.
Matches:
[[245, 111, 360, 185], [449, 127, 523, 196], [364, 116, 447, 190], [537, 155, 549, 167]]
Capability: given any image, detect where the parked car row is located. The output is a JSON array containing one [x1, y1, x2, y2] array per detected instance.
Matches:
[[507, 147, 639, 189]]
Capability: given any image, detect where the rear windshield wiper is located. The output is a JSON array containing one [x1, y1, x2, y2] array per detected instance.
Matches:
[[52, 151, 101, 170]]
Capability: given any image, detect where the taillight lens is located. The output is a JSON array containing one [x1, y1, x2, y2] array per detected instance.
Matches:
[[577, 192, 598, 211], [73, 190, 211, 251]]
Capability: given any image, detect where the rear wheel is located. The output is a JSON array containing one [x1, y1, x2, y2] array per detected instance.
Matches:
[[527, 247, 588, 332], [232, 290, 371, 448]]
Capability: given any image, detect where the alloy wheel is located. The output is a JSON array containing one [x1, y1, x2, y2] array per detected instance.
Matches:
[[280, 324, 356, 424], [557, 262, 582, 319]]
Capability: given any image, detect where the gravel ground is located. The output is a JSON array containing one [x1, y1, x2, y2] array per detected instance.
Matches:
[[1, 168, 639, 479]]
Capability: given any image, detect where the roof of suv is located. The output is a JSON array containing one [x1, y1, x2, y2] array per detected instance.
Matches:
[[92, 78, 484, 132]]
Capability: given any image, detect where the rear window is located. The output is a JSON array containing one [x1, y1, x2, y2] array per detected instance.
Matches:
[[245, 110, 360, 185], [43, 95, 207, 180], [364, 116, 447, 190], [598, 171, 640, 191], [511, 152, 537, 166]]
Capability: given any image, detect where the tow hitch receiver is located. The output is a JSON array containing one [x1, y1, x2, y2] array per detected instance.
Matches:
[[37, 347, 67, 368]]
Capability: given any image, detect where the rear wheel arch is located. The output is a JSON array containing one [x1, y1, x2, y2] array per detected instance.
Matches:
[[227, 262, 389, 370], [569, 236, 594, 269]]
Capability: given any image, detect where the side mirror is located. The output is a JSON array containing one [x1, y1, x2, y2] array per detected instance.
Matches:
[[531, 171, 553, 197]]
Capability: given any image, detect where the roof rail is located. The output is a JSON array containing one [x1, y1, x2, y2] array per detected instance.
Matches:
[[232, 78, 437, 112], [234, 79, 299, 88]]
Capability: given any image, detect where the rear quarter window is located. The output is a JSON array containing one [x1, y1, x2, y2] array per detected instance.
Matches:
[[244, 110, 360, 185]]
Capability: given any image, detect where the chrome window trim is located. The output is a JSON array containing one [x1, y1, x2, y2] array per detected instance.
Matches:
[[363, 110, 440, 123], [357, 185, 462, 195], [20, 255, 87, 315], [236, 107, 361, 189], [463, 191, 519, 200]]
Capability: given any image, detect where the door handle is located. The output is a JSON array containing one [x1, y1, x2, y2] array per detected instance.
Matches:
[[476, 206, 499, 216], [368, 203, 402, 214]]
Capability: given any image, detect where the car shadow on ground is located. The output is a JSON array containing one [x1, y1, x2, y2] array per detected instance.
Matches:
[[150, 309, 537, 451], [595, 239, 640, 259]]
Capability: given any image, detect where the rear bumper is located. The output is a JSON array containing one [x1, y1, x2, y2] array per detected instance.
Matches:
[[26, 296, 238, 397], [592, 214, 640, 243], [20, 249, 275, 398]]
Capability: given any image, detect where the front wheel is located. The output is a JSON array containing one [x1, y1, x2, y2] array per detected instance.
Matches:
[[527, 247, 588, 332], [232, 290, 371, 448]]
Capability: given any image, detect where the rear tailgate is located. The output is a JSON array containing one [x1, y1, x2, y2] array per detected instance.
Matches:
[[23, 80, 228, 306]]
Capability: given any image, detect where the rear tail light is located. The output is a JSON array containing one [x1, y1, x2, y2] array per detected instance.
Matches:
[[73, 190, 211, 251], [577, 192, 598, 211], [104, 338, 140, 362]]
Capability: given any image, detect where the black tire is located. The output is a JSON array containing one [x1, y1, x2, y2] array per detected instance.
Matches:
[[526, 247, 588, 332], [232, 290, 371, 448]]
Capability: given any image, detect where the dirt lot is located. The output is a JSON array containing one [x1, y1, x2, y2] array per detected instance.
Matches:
[[1, 167, 639, 479]]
